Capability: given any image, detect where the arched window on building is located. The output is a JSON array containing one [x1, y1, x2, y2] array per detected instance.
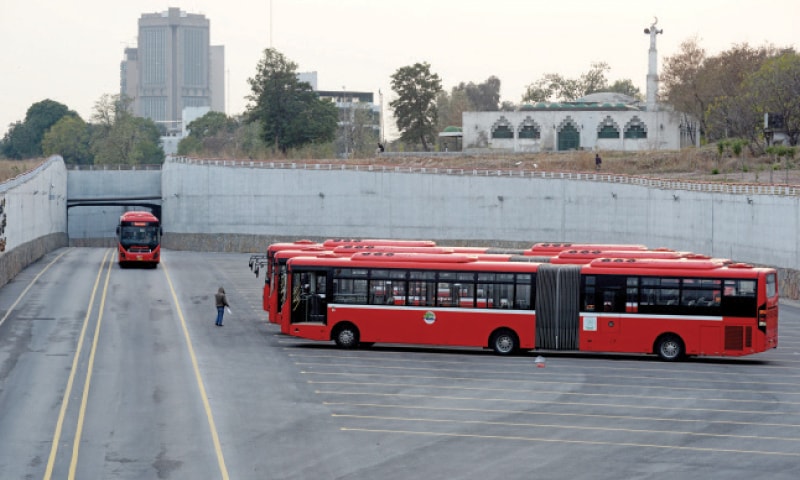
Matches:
[[624, 117, 648, 139], [597, 116, 620, 139], [491, 117, 514, 139], [518, 117, 541, 139]]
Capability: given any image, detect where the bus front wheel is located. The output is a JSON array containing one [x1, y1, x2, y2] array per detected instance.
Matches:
[[655, 334, 684, 361], [490, 329, 518, 355], [333, 323, 360, 349]]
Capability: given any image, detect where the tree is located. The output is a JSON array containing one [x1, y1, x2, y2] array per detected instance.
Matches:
[[521, 62, 637, 103], [661, 39, 786, 143], [179, 111, 240, 156], [390, 62, 442, 151], [745, 52, 800, 146], [92, 115, 163, 165], [607, 79, 643, 100], [580, 62, 610, 95], [41, 116, 92, 165], [89, 94, 164, 166], [660, 37, 708, 121], [246, 48, 337, 154], [0, 99, 75, 159], [456, 76, 501, 111], [436, 88, 473, 132]]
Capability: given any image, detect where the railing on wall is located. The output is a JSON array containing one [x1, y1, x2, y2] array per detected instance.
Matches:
[[70, 164, 163, 171], [169, 156, 800, 197]]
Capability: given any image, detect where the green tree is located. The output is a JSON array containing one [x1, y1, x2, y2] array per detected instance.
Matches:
[[662, 40, 787, 143], [0, 99, 75, 159], [456, 76, 501, 111], [744, 52, 800, 146], [89, 94, 163, 165], [92, 115, 163, 165], [390, 62, 442, 151], [436, 88, 473, 132], [521, 62, 637, 103], [41, 116, 92, 165], [179, 111, 239, 156], [246, 48, 337, 154], [607, 79, 643, 100]]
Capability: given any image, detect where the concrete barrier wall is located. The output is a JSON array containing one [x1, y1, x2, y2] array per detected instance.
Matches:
[[0, 157, 68, 288], [161, 159, 800, 267]]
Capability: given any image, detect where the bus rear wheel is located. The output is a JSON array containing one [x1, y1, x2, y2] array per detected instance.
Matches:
[[490, 329, 518, 355], [333, 323, 360, 349], [655, 334, 684, 361]]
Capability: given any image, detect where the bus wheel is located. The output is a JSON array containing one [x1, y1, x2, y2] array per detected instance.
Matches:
[[655, 334, 684, 361], [333, 324, 360, 349], [490, 329, 518, 355]]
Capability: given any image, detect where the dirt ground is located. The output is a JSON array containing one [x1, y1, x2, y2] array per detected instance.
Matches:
[[354, 147, 800, 186]]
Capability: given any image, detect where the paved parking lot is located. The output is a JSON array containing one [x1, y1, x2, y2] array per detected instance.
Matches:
[[273, 302, 800, 479]]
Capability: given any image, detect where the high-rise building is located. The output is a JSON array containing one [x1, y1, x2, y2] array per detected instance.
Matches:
[[120, 7, 225, 134]]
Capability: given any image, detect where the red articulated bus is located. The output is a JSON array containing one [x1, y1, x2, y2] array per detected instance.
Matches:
[[256, 240, 672, 326], [282, 252, 778, 361], [116, 211, 162, 267]]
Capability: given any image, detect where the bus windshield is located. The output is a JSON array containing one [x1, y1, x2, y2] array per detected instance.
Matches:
[[119, 224, 160, 249]]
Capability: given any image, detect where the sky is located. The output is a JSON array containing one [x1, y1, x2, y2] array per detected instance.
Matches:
[[1, 0, 798, 137]]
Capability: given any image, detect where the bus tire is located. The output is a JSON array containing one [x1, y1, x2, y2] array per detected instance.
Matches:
[[490, 329, 518, 355], [333, 323, 360, 349], [655, 334, 684, 361]]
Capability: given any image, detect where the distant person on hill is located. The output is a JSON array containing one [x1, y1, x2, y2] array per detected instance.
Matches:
[[595, 153, 602, 170]]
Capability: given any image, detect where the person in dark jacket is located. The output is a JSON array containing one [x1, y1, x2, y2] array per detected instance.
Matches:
[[215, 286, 229, 326]]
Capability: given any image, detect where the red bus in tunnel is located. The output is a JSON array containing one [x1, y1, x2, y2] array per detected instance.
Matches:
[[116, 211, 162, 267]]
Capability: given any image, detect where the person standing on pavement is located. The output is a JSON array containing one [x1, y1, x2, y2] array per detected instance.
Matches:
[[215, 286, 230, 326]]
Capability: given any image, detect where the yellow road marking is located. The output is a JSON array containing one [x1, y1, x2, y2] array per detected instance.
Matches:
[[161, 260, 230, 480], [44, 249, 110, 480], [68, 249, 114, 478]]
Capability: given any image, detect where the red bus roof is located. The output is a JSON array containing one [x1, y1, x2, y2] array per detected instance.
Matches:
[[582, 257, 772, 277], [322, 238, 437, 248], [119, 211, 159, 222], [332, 245, 455, 254], [527, 243, 649, 255], [550, 249, 711, 264]]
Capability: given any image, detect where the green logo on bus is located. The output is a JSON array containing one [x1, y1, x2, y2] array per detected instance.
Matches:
[[423, 311, 436, 325]]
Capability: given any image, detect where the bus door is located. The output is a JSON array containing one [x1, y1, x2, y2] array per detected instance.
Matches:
[[535, 265, 581, 350], [580, 274, 627, 352], [290, 270, 328, 325]]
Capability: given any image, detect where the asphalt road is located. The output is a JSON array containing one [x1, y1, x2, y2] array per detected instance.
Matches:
[[0, 248, 798, 480]]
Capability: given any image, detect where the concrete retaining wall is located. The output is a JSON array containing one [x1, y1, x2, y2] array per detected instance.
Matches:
[[0, 157, 68, 288], [161, 159, 800, 267]]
